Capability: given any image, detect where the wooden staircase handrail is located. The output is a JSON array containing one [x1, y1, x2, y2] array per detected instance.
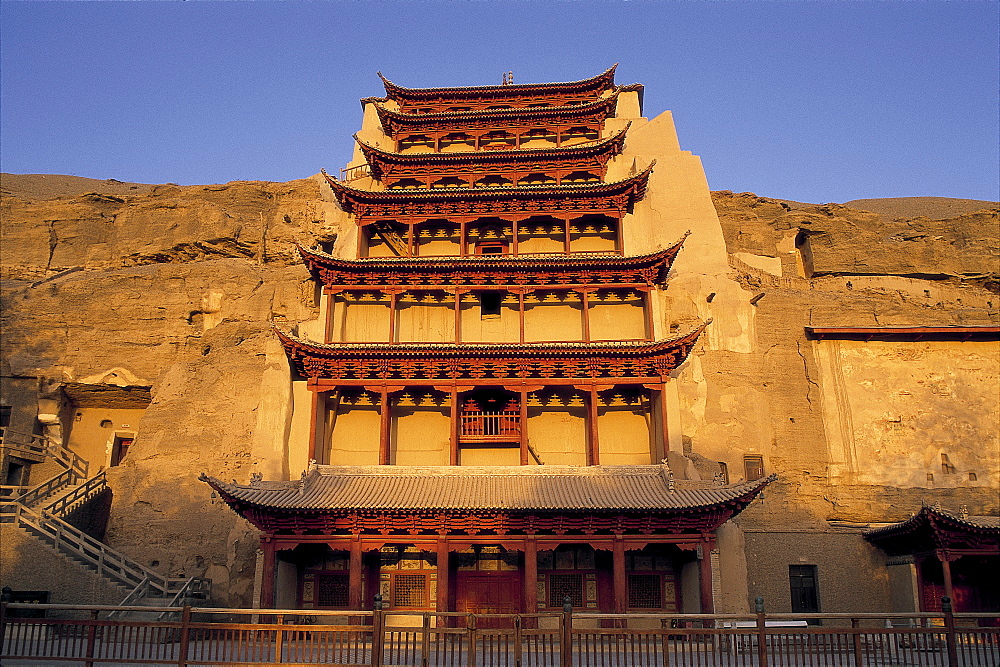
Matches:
[[43, 470, 108, 516]]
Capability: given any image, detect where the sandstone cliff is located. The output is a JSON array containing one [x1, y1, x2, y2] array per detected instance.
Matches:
[[1, 174, 997, 607]]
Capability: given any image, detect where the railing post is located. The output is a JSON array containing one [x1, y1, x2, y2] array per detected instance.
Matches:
[[561, 595, 573, 667], [420, 612, 430, 667], [176, 605, 192, 667], [942, 596, 959, 667], [466, 613, 477, 667], [755, 596, 768, 667], [273, 613, 285, 664], [371, 594, 384, 667], [0, 597, 9, 655], [851, 617, 863, 667], [514, 614, 523, 667], [84, 609, 99, 667]]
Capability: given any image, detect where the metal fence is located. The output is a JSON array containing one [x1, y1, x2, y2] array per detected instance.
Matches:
[[2, 600, 997, 667]]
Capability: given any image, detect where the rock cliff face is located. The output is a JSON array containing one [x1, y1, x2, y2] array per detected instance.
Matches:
[[1, 175, 997, 608], [1, 175, 345, 606], [712, 191, 999, 288]]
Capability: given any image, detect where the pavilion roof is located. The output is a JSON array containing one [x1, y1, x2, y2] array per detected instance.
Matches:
[[354, 124, 630, 179], [373, 92, 621, 134], [864, 505, 1000, 556], [296, 237, 686, 287], [277, 324, 705, 360], [321, 162, 653, 219], [201, 465, 775, 513], [275, 323, 706, 383], [372, 66, 618, 103]]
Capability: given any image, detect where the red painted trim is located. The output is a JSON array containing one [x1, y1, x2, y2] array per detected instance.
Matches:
[[806, 326, 1000, 341]]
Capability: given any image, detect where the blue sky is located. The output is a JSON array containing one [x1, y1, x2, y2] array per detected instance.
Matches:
[[1, 1, 997, 203]]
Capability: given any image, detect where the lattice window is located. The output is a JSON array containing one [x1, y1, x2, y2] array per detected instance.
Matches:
[[548, 574, 583, 607], [317, 574, 350, 608], [393, 574, 427, 608], [627, 574, 662, 609]]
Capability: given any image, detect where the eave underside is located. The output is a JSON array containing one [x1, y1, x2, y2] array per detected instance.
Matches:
[[297, 241, 684, 289], [864, 508, 1000, 556], [276, 326, 705, 382]]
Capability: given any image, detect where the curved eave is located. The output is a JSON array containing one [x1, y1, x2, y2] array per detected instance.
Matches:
[[200, 469, 773, 515], [296, 232, 686, 284], [374, 91, 620, 133], [864, 506, 1000, 542], [377, 65, 618, 102], [355, 123, 630, 179], [275, 322, 707, 360], [320, 162, 654, 215]]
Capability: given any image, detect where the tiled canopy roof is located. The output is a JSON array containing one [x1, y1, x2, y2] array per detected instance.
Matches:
[[863, 505, 1000, 556], [374, 92, 620, 129], [374, 66, 618, 101], [864, 505, 1000, 537], [354, 124, 630, 178], [202, 465, 775, 513], [276, 324, 705, 357], [296, 239, 686, 287], [321, 162, 653, 216]]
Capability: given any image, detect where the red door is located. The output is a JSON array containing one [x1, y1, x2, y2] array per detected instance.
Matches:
[[456, 572, 521, 628]]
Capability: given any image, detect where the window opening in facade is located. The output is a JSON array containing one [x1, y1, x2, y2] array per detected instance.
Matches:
[[380, 546, 436, 611], [744, 455, 764, 480], [539, 545, 598, 609]]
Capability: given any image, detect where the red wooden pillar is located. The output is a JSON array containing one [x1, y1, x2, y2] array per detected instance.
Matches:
[[938, 551, 955, 604], [580, 289, 592, 342], [379, 388, 392, 465], [260, 536, 277, 609], [518, 289, 527, 343], [586, 389, 600, 466], [658, 383, 671, 460], [308, 390, 322, 464], [460, 220, 468, 257], [512, 219, 520, 255], [437, 537, 450, 613], [450, 388, 460, 466], [523, 536, 538, 614], [454, 289, 462, 342], [613, 536, 627, 614], [699, 541, 715, 614], [642, 287, 654, 340], [388, 291, 398, 343], [407, 222, 416, 257], [324, 290, 336, 343], [349, 535, 363, 610], [563, 216, 572, 254], [519, 389, 529, 465]]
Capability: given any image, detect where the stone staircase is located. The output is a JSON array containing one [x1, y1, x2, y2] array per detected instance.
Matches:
[[0, 430, 211, 612]]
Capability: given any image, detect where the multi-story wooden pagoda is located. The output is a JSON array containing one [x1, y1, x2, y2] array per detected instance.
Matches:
[[206, 67, 772, 617]]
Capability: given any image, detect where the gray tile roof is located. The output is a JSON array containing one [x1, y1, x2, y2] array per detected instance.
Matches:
[[202, 465, 774, 513]]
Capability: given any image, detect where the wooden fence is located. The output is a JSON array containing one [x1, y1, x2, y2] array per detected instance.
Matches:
[[2, 599, 997, 666]]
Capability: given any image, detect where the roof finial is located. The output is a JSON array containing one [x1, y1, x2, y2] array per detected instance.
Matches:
[[502, 71, 514, 86]]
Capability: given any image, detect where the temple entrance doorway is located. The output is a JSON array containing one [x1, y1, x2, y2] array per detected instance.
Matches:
[[456, 572, 521, 627], [454, 545, 521, 626]]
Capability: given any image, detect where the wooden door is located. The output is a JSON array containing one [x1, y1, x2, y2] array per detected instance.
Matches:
[[456, 572, 521, 627]]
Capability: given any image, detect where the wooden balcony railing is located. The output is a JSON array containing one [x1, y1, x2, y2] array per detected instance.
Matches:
[[460, 410, 521, 443]]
